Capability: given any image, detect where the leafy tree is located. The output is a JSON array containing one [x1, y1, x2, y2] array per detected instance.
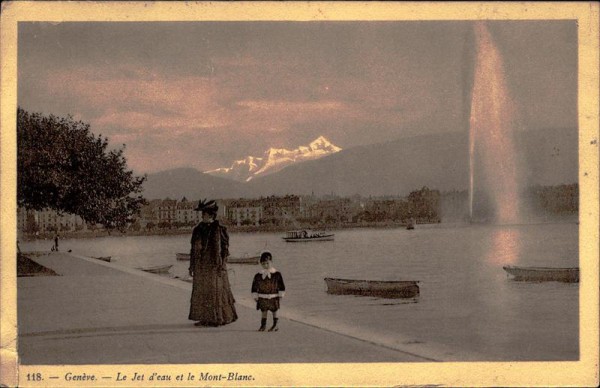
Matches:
[[130, 220, 142, 232], [17, 108, 147, 230], [158, 221, 171, 229], [408, 186, 441, 222], [240, 218, 253, 226]]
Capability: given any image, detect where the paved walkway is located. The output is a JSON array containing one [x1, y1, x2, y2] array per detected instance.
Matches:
[[18, 252, 431, 364]]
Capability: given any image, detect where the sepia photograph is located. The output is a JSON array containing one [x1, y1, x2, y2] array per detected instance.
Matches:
[[1, 2, 598, 387]]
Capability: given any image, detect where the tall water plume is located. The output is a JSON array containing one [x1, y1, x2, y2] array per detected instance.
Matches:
[[469, 22, 526, 224]]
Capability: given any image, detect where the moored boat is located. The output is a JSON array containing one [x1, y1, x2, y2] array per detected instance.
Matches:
[[228, 254, 260, 265], [283, 229, 334, 242], [502, 265, 579, 283], [93, 256, 111, 262], [324, 277, 420, 298], [137, 264, 173, 275], [177, 252, 258, 264]]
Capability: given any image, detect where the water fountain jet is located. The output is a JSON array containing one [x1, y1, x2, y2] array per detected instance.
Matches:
[[468, 22, 526, 225]]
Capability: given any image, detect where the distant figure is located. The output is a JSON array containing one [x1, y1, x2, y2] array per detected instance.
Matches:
[[53, 234, 59, 252], [251, 251, 286, 332], [188, 199, 237, 327], [406, 216, 415, 230]]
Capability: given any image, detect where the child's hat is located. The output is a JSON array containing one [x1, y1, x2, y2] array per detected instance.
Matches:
[[260, 251, 272, 262]]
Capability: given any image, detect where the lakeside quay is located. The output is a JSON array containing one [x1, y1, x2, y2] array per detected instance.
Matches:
[[17, 252, 430, 367]]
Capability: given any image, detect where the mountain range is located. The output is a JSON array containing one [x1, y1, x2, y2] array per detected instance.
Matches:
[[142, 128, 578, 200], [205, 136, 342, 182]]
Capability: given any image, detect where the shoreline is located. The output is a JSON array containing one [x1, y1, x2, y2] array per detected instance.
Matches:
[[19, 213, 578, 242], [19, 220, 427, 241]]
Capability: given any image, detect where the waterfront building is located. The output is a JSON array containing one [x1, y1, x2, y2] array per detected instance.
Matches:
[[156, 198, 178, 226], [176, 198, 201, 226], [17, 207, 86, 235], [135, 199, 161, 228], [226, 198, 262, 226], [261, 195, 303, 224], [308, 197, 359, 223]]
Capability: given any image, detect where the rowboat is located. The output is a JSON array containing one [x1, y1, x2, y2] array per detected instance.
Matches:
[[177, 252, 259, 264], [502, 265, 579, 283], [283, 230, 334, 242], [93, 256, 111, 262], [228, 254, 260, 265], [324, 277, 420, 299], [137, 264, 173, 275]]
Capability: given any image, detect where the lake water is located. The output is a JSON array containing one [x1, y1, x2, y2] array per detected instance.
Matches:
[[22, 221, 579, 361]]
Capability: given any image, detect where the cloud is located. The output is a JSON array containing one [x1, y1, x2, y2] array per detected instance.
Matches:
[[236, 99, 345, 111], [19, 21, 577, 174], [35, 60, 449, 173], [44, 65, 231, 133]]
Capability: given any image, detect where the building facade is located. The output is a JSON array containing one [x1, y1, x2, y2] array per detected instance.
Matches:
[[17, 207, 87, 235]]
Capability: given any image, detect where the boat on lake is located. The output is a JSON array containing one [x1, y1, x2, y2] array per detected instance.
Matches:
[[283, 230, 334, 242], [324, 277, 420, 299], [137, 264, 173, 275], [502, 265, 579, 283], [93, 256, 111, 262], [228, 254, 260, 265], [176, 252, 259, 264]]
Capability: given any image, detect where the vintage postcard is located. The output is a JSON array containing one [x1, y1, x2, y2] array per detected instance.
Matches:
[[1, 2, 598, 387]]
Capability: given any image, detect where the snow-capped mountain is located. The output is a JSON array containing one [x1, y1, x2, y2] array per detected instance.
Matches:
[[205, 136, 342, 182]]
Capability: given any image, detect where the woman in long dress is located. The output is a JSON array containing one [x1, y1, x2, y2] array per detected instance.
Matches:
[[188, 199, 237, 326]]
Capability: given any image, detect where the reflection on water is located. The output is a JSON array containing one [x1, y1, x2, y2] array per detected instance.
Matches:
[[21, 222, 578, 361], [486, 227, 521, 265]]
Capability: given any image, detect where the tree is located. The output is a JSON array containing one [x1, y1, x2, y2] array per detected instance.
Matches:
[[408, 186, 441, 222], [17, 108, 147, 230], [158, 221, 171, 229], [130, 220, 142, 232]]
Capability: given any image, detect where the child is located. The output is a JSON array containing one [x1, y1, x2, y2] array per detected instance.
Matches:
[[251, 252, 285, 332]]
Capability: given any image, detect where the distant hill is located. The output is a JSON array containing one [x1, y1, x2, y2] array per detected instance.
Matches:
[[142, 128, 577, 199], [517, 127, 578, 187], [142, 168, 246, 200], [245, 127, 578, 197], [245, 131, 469, 197]]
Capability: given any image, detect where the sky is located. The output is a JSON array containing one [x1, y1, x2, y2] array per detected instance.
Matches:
[[18, 21, 577, 174]]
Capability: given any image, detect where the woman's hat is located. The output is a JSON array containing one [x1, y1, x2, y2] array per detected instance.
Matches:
[[195, 198, 218, 212]]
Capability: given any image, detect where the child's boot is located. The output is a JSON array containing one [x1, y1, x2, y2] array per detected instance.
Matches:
[[268, 318, 279, 332], [258, 318, 267, 331]]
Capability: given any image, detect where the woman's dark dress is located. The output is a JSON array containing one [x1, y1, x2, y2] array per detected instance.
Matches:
[[188, 220, 237, 325]]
